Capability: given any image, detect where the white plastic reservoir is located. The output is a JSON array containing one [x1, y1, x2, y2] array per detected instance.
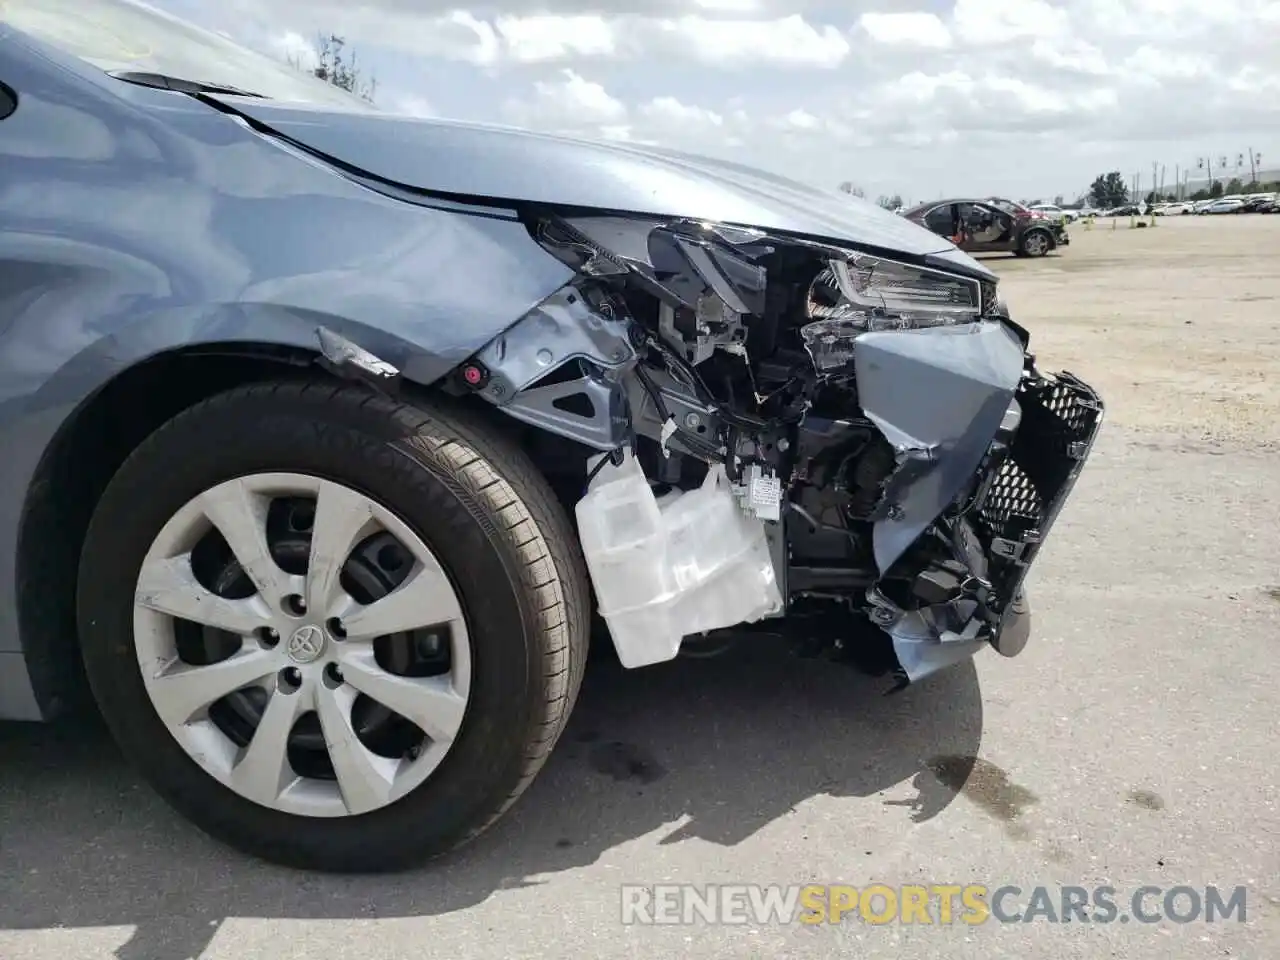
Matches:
[[575, 450, 783, 668]]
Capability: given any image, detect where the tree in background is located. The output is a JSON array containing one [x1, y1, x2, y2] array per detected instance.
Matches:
[[291, 34, 377, 102], [1089, 171, 1129, 208], [876, 194, 903, 210], [838, 182, 865, 197], [1225, 177, 1243, 195]]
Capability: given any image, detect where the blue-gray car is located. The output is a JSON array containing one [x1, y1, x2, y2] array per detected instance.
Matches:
[[0, 0, 1103, 872]]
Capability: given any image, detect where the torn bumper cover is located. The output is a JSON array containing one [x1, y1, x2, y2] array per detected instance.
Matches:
[[874, 365, 1104, 683]]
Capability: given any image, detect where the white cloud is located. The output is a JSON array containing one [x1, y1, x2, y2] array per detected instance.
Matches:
[[783, 108, 820, 130], [502, 68, 626, 132], [1122, 46, 1213, 82], [951, 0, 1069, 44], [494, 13, 853, 68], [495, 14, 617, 62], [858, 12, 952, 49], [693, 0, 765, 10], [504, 74, 738, 147], [640, 96, 724, 127], [652, 15, 851, 67], [887, 70, 973, 105], [1030, 37, 1110, 76], [1228, 65, 1280, 95]]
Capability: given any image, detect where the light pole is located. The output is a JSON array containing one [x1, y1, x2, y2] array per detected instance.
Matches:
[[1195, 156, 1215, 196]]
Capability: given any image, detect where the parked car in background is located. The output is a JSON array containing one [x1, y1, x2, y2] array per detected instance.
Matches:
[[1200, 198, 1246, 215], [1240, 195, 1275, 213], [0, 0, 1105, 872], [1030, 203, 1078, 223], [903, 198, 1068, 257]]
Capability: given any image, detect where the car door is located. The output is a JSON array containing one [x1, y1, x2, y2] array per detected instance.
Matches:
[[921, 203, 959, 241], [984, 204, 1021, 252], [950, 203, 995, 253]]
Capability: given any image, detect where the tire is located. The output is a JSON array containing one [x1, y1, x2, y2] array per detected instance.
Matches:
[[77, 380, 589, 872], [1020, 229, 1052, 257]]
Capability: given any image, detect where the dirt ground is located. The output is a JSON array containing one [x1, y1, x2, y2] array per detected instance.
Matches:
[[990, 214, 1280, 451]]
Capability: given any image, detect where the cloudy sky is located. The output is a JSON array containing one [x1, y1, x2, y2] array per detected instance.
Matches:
[[150, 0, 1280, 202]]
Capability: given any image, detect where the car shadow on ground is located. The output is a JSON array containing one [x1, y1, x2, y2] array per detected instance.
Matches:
[[0, 641, 982, 960]]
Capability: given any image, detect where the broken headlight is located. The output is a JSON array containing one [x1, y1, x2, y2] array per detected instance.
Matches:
[[802, 257, 982, 371], [528, 212, 988, 378]]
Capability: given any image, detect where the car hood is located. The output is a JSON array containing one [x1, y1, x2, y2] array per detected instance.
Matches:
[[208, 97, 992, 275]]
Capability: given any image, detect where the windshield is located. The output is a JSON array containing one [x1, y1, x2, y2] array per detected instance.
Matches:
[[987, 198, 1029, 215], [1, 0, 375, 109]]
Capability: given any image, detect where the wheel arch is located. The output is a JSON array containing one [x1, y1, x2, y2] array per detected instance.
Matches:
[[14, 342, 590, 720], [16, 343, 326, 719]]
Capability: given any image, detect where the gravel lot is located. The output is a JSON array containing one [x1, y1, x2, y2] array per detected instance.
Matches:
[[2, 215, 1277, 960]]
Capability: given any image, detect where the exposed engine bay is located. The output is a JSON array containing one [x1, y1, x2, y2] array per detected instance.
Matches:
[[456, 212, 1104, 687]]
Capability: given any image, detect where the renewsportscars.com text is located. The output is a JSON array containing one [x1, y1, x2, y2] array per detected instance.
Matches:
[[620, 883, 1249, 926]]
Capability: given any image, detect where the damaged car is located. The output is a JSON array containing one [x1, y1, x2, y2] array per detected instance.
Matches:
[[0, 0, 1104, 872], [904, 197, 1068, 257]]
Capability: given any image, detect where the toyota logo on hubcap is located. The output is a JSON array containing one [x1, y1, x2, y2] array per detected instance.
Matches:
[[286, 624, 326, 664]]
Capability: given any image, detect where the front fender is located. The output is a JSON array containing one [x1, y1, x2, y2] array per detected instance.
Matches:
[[0, 43, 574, 685], [0, 46, 574, 416]]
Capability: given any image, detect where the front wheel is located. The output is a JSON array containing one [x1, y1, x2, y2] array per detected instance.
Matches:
[[1020, 229, 1052, 257], [77, 381, 589, 872]]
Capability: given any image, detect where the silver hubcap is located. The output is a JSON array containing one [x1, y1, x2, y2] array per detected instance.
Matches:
[[132, 473, 472, 818], [1026, 234, 1047, 254]]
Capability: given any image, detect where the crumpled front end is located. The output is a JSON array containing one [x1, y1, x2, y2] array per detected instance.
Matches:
[[449, 207, 1102, 686]]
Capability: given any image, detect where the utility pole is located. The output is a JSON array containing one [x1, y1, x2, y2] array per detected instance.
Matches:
[[1174, 163, 1180, 200], [1247, 147, 1258, 184]]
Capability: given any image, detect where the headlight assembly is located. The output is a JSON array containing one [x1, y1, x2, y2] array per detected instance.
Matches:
[[802, 258, 981, 371], [528, 211, 991, 379]]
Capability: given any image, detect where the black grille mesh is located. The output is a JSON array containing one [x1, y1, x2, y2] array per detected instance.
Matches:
[[1041, 379, 1098, 435], [980, 281, 1000, 316], [977, 371, 1103, 607], [979, 459, 1043, 534]]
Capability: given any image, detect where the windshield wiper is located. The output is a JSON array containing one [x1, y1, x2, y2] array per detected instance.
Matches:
[[107, 71, 264, 99]]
